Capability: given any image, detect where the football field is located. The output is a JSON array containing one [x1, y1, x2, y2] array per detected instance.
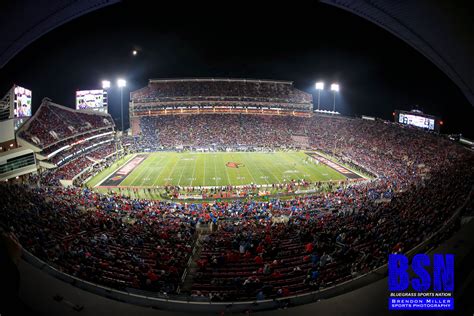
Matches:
[[93, 151, 349, 188]]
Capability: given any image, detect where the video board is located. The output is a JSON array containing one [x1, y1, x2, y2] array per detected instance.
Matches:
[[76, 89, 107, 110], [398, 113, 435, 130], [13, 85, 32, 118]]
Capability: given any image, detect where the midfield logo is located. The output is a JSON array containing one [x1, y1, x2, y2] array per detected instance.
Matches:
[[226, 162, 244, 168]]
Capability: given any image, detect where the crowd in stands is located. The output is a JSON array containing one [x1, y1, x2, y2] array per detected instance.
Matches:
[[36, 142, 118, 186], [53, 143, 117, 180], [159, 179, 322, 200], [2, 111, 473, 302], [131, 80, 312, 105], [137, 114, 308, 149], [18, 101, 113, 149], [0, 184, 195, 294], [39, 130, 114, 157], [48, 137, 115, 166], [15, 99, 119, 185], [192, 160, 471, 300]]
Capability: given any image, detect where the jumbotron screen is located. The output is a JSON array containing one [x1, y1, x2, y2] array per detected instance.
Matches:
[[13, 85, 32, 117], [398, 112, 435, 130], [76, 89, 107, 110]]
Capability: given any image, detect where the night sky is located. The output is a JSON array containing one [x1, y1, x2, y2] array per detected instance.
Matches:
[[1, 0, 473, 137]]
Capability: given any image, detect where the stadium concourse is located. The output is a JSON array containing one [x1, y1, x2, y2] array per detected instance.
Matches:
[[1, 79, 473, 313]]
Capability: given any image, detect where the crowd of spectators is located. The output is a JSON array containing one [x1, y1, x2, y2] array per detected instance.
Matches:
[[18, 101, 113, 149], [36, 142, 118, 186], [39, 129, 114, 157], [53, 143, 117, 180], [0, 184, 195, 294], [137, 114, 308, 149], [2, 112, 473, 302], [48, 137, 115, 166], [131, 79, 312, 105], [192, 159, 472, 300]]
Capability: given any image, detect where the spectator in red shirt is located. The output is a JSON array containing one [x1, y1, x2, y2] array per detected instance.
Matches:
[[271, 270, 282, 279], [254, 255, 264, 265], [147, 269, 159, 282]]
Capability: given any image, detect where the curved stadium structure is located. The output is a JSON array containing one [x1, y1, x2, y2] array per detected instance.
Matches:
[[15, 98, 118, 186], [1, 78, 473, 311], [130, 78, 313, 115]]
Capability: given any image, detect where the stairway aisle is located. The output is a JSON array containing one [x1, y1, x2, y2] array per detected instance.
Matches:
[[180, 222, 212, 293]]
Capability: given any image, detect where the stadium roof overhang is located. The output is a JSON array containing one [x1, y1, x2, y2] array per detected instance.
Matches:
[[320, 0, 474, 107], [0, 0, 119, 69], [0, 1, 472, 107]]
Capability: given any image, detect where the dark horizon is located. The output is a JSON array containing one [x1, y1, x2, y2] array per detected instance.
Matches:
[[0, 0, 473, 137]]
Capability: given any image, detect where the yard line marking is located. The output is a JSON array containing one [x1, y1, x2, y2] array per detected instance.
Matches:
[[151, 154, 171, 187], [260, 156, 282, 184], [242, 152, 258, 185], [161, 153, 180, 186], [213, 154, 218, 186], [190, 153, 198, 187], [125, 156, 154, 186], [222, 153, 232, 185], [177, 154, 191, 186], [203, 153, 206, 187], [251, 153, 270, 185], [280, 152, 311, 181], [265, 153, 282, 183], [283, 152, 323, 182], [230, 153, 244, 186]]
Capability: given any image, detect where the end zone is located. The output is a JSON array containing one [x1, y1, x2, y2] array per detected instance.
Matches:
[[97, 154, 148, 187], [306, 152, 365, 180]]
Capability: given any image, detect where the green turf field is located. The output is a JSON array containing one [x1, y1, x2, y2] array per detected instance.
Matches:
[[93, 151, 347, 188]]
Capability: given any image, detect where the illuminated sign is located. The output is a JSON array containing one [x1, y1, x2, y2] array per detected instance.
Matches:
[[13, 85, 32, 117], [76, 89, 107, 110], [399, 113, 435, 130]]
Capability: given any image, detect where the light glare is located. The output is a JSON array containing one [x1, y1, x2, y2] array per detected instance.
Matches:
[[102, 80, 111, 89], [331, 83, 340, 92], [117, 79, 126, 88], [315, 82, 324, 90]]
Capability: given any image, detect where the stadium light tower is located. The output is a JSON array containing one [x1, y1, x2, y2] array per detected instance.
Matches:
[[315, 82, 324, 111], [117, 79, 126, 131], [330, 83, 340, 112], [102, 80, 111, 89]]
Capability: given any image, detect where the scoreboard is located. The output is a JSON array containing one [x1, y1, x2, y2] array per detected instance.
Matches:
[[394, 110, 440, 132], [399, 113, 434, 130], [13, 85, 32, 118], [76, 89, 108, 113]]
